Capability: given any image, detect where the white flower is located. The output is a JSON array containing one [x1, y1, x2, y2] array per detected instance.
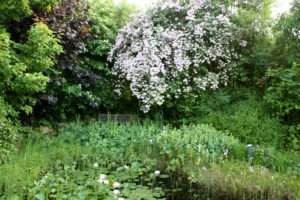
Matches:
[[240, 40, 247, 47], [292, 28, 300, 39], [99, 174, 106, 180], [104, 179, 109, 185], [186, 9, 196, 21], [97, 179, 104, 184], [113, 182, 121, 188], [154, 170, 160, 176], [124, 165, 129, 170], [93, 162, 99, 168], [113, 189, 120, 195]]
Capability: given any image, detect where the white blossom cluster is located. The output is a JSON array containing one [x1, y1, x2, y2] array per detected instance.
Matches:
[[292, 28, 300, 40], [109, 0, 241, 112]]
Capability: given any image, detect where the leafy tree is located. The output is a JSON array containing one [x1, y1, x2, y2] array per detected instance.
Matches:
[[272, 0, 300, 67], [0, 22, 61, 163], [264, 0, 300, 150], [221, 0, 274, 86], [0, 0, 57, 24], [0, 23, 62, 115], [33, 0, 137, 120], [264, 65, 300, 150]]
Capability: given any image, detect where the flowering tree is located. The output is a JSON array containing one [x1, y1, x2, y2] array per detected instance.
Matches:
[[109, 0, 242, 112]]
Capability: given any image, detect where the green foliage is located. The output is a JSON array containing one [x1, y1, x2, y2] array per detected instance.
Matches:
[[0, 23, 62, 115], [186, 160, 300, 200], [33, 0, 137, 121], [16, 23, 63, 72], [264, 64, 300, 149], [0, 98, 18, 164], [28, 170, 110, 199], [0, 0, 300, 198], [1, 121, 299, 199], [157, 124, 239, 171], [30, 0, 57, 11], [0, 22, 61, 163], [199, 96, 284, 148], [272, 1, 300, 67], [0, 0, 32, 24], [0, 0, 57, 24], [264, 65, 300, 117], [228, 0, 274, 86]]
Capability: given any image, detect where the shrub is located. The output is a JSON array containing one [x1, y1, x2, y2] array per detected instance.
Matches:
[[109, 0, 242, 113], [199, 97, 284, 148], [264, 65, 300, 150]]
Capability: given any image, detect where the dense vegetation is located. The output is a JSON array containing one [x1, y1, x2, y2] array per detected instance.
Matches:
[[0, 0, 299, 199]]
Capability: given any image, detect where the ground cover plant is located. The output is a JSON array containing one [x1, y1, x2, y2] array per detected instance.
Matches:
[[0, 0, 300, 199]]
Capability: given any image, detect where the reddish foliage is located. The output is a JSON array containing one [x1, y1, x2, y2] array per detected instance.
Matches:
[[36, 0, 90, 57]]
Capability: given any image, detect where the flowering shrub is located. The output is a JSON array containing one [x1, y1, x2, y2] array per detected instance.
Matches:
[[292, 28, 300, 40], [109, 0, 241, 112]]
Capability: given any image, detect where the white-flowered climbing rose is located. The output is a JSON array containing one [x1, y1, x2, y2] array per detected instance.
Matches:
[[109, 0, 241, 113]]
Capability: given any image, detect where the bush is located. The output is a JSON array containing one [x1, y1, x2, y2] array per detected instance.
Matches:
[[199, 97, 284, 148], [109, 0, 241, 113], [264, 65, 300, 150]]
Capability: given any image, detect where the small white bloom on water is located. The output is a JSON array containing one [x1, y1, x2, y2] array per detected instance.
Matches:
[[104, 179, 109, 185], [154, 170, 160, 176], [113, 189, 120, 195], [93, 162, 99, 168], [124, 165, 129, 170], [113, 182, 121, 188], [99, 174, 106, 180]]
